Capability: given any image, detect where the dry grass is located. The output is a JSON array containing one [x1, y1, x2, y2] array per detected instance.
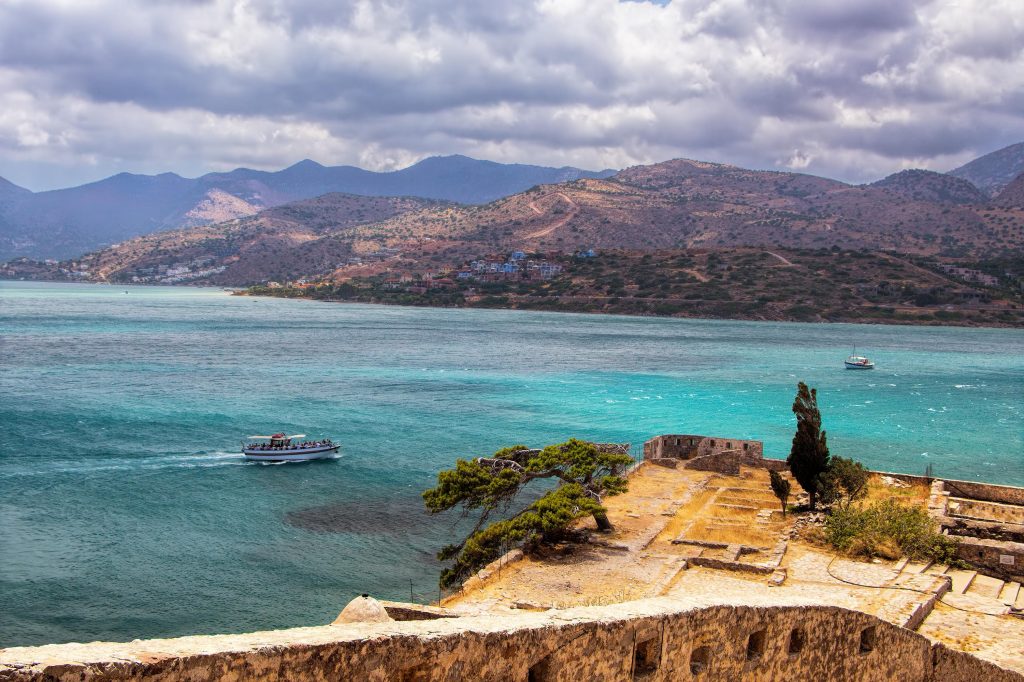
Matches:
[[860, 475, 930, 509], [687, 519, 782, 547], [651, 487, 717, 544]]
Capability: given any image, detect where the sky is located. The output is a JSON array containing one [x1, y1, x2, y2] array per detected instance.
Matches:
[[0, 0, 1022, 191]]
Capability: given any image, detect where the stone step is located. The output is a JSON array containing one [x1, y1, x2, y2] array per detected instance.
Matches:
[[998, 581, 1020, 606], [904, 559, 931, 574], [945, 568, 978, 594], [892, 557, 910, 574], [966, 573, 1004, 600], [941, 591, 1009, 616], [924, 562, 948, 576]]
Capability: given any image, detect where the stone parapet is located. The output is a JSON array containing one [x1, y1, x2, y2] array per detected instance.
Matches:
[[6, 599, 1014, 681]]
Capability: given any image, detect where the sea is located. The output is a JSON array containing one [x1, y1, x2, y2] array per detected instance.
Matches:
[[1, 281, 1022, 647]]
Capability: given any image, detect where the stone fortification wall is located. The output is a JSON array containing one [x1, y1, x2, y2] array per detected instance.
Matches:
[[643, 434, 763, 462], [940, 479, 1024, 506], [3, 599, 1018, 682], [682, 449, 768, 476], [927, 480, 1024, 580], [878, 472, 1024, 507], [931, 643, 1024, 682]]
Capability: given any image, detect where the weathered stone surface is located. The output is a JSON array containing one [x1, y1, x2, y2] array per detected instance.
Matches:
[[0, 601, 964, 681], [332, 595, 393, 624], [931, 643, 1024, 681]]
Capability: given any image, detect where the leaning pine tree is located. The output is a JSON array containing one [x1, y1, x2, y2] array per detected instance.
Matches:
[[787, 382, 831, 510], [423, 438, 632, 588]]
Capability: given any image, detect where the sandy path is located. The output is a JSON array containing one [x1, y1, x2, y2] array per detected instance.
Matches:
[[765, 251, 795, 266], [524, 193, 578, 239]]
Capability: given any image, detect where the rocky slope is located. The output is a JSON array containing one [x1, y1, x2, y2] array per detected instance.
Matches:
[[62, 193, 448, 285], [949, 142, 1024, 196], [870, 169, 988, 205], [993, 173, 1024, 208]]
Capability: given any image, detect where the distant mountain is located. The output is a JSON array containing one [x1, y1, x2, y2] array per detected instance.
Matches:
[[948, 142, 1024, 196], [0, 156, 615, 261], [0, 176, 30, 198], [29, 156, 1024, 288], [870, 169, 988, 205]]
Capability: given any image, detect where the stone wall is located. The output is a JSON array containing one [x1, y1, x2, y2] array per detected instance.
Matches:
[[950, 499, 1024, 525], [952, 537, 1024, 581], [683, 450, 768, 476], [3, 599, 1018, 681], [643, 435, 763, 462], [939, 479, 1024, 506], [931, 644, 1024, 682]]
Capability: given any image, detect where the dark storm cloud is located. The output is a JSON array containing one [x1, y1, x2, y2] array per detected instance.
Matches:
[[776, 0, 918, 36], [0, 0, 1020, 190]]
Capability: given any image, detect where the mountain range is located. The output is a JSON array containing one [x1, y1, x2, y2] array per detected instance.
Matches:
[[0, 156, 614, 261], [2, 143, 1023, 287], [10, 147, 1021, 288]]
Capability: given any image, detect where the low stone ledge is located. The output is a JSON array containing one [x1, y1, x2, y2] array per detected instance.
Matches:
[[379, 601, 459, 621], [688, 557, 775, 575]]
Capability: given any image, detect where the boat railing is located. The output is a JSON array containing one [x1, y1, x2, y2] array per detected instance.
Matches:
[[244, 440, 333, 451]]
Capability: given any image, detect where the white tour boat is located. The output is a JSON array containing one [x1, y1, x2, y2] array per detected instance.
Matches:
[[844, 348, 875, 370], [242, 433, 339, 462]]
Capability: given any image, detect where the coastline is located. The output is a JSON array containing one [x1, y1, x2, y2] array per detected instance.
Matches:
[[235, 288, 1024, 329]]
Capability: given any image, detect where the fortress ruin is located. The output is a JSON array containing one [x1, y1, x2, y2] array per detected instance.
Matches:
[[2, 433, 1022, 681]]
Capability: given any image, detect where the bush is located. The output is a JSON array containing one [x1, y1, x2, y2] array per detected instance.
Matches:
[[823, 499, 958, 563]]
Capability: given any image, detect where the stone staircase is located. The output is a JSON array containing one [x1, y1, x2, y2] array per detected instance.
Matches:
[[891, 558, 1024, 622]]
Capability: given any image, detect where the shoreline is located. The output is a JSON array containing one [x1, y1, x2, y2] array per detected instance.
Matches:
[[235, 288, 1024, 329]]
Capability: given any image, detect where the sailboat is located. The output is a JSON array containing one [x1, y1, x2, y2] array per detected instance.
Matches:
[[844, 346, 875, 370]]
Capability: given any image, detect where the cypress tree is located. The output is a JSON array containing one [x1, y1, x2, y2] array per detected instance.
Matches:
[[769, 470, 791, 517], [787, 382, 830, 510]]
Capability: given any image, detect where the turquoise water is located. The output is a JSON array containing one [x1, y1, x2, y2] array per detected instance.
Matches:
[[1, 281, 1022, 646]]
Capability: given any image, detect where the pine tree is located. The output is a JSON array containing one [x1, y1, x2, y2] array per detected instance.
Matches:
[[787, 382, 830, 510], [423, 439, 631, 588]]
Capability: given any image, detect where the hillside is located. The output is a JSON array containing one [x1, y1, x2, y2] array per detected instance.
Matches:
[[350, 158, 1017, 257], [0, 176, 30, 198], [248, 248, 1024, 328], [42, 194, 448, 285], [0, 156, 614, 261], [949, 142, 1024, 196], [870, 169, 988, 204], [994, 173, 1024, 208]]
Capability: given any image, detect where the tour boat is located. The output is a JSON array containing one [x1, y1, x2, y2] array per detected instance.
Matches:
[[242, 433, 339, 462], [844, 349, 875, 370]]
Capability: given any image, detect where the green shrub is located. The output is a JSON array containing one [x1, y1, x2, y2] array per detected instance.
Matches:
[[823, 499, 958, 563]]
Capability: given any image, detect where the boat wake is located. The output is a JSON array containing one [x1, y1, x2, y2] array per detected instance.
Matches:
[[3, 451, 251, 478]]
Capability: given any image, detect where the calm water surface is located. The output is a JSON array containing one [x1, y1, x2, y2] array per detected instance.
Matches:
[[1, 281, 1022, 646]]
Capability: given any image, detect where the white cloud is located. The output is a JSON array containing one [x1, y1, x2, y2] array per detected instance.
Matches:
[[0, 0, 1020, 189]]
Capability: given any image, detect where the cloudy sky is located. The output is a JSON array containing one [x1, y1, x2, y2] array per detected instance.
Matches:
[[1, 0, 1022, 190]]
